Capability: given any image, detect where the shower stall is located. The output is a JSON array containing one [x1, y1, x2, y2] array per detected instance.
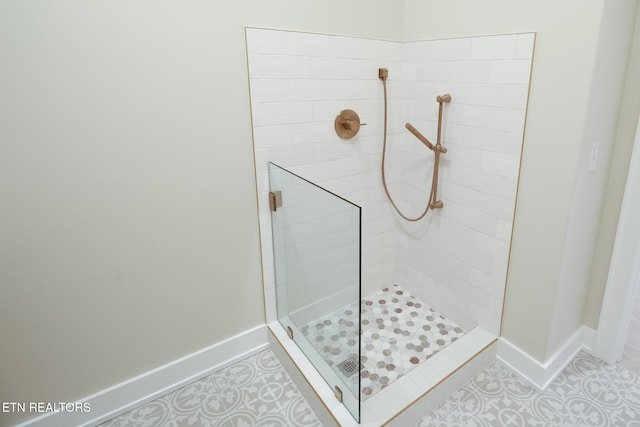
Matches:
[[247, 27, 534, 425]]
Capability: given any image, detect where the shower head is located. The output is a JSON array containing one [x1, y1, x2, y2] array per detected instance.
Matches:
[[405, 122, 434, 151], [437, 94, 452, 103]]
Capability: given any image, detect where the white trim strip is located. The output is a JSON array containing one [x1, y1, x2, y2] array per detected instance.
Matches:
[[17, 325, 269, 427], [497, 326, 595, 390]]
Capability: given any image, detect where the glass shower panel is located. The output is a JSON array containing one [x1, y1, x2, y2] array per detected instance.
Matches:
[[268, 162, 361, 422]]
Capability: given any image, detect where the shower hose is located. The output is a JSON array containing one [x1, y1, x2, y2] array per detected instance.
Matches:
[[380, 78, 440, 222]]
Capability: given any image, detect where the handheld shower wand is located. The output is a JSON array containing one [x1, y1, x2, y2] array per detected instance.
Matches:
[[405, 123, 435, 151], [379, 67, 451, 221]]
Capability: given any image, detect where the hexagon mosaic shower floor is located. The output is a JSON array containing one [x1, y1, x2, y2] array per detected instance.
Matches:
[[300, 284, 466, 400]]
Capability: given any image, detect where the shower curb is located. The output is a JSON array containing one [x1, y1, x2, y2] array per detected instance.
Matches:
[[269, 321, 497, 426]]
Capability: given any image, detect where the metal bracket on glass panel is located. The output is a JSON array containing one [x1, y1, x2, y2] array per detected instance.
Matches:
[[286, 326, 293, 340], [269, 191, 282, 212], [334, 385, 343, 403]]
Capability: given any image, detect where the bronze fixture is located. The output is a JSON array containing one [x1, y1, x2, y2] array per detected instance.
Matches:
[[404, 92, 450, 210], [379, 67, 451, 221], [269, 191, 282, 212], [334, 109, 366, 139], [334, 385, 343, 403], [405, 122, 435, 151]]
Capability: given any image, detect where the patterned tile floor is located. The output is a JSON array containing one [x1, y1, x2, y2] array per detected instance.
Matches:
[[418, 350, 640, 427], [99, 347, 640, 427], [98, 349, 321, 427], [621, 285, 640, 376], [300, 284, 465, 400]]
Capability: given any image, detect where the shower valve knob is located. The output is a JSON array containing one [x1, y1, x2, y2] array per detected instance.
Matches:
[[335, 109, 364, 139], [341, 120, 367, 130]]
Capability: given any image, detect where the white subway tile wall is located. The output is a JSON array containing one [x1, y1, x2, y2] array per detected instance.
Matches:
[[246, 28, 534, 334]]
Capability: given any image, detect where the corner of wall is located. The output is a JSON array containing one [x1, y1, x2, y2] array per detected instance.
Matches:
[[497, 326, 594, 390], [584, 2, 640, 330], [546, 0, 638, 359]]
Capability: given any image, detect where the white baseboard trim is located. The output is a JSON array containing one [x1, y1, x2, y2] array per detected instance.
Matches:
[[582, 326, 597, 353], [17, 325, 269, 427], [497, 325, 595, 391]]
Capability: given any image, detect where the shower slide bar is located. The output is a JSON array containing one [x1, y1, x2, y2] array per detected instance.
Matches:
[[405, 94, 450, 155], [404, 93, 451, 211]]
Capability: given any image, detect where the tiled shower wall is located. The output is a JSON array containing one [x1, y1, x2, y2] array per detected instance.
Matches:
[[248, 28, 401, 323], [247, 28, 534, 334], [390, 35, 534, 334]]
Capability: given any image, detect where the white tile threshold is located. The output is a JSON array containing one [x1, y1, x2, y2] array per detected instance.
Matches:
[[268, 320, 496, 426]]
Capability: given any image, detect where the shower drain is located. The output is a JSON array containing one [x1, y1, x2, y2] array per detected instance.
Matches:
[[337, 355, 360, 378]]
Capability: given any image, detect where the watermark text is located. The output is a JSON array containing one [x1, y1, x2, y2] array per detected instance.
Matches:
[[2, 401, 91, 413]]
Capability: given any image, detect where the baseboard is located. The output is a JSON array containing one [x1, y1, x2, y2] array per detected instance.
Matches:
[[582, 326, 596, 353], [17, 325, 269, 427], [497, 325, 594, 391]]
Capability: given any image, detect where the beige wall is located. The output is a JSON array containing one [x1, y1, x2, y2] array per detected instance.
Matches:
[[585, 5, 640, 329], [403, 0, 638, 361], [0, 1, 402, 425], [549, 0, 639, 355]]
